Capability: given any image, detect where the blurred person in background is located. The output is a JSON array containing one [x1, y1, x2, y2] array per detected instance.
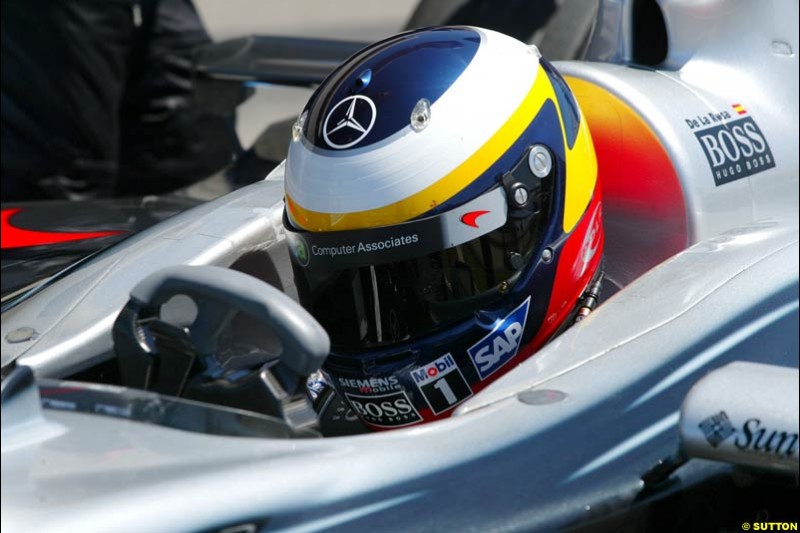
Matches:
[[1, 0, 237, 201]]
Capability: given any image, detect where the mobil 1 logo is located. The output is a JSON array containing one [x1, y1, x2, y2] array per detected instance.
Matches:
[[344, 390, 421, 428], [691, 115, 775, 186], [411, 353, 473, 414]]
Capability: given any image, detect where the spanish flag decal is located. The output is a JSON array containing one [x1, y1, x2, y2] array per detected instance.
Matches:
[[732, 103, 747, 115]]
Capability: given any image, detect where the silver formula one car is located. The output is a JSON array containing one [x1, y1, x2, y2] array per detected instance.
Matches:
[[2, 0, 798, 532]]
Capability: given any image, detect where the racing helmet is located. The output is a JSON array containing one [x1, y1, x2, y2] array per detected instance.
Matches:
[[283, 26, 603, 430]]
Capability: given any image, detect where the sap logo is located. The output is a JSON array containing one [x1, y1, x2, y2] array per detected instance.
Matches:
[[344, 390, 422, 427], [693, 116, 775, 185], [412, 353, 457, 385], [468, 297, 530, 380]]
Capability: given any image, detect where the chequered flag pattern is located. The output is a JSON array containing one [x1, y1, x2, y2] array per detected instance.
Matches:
[[698, 410, 736, 447]]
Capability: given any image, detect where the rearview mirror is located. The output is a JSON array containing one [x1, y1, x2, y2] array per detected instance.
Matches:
[[679, 361, 798, 474]]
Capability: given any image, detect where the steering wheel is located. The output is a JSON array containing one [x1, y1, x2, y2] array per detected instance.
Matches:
[[113, 265, 329, 426]]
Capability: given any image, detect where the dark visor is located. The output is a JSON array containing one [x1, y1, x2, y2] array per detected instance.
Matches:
[[285, 151, 555, 350]]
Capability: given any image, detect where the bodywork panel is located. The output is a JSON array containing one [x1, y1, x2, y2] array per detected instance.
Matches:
[[1, 0, 798, 531], [1, 197, 199, 301], [2, 220, 797, 532]]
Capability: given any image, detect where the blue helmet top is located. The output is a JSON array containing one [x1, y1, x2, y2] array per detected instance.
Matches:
[[303, 27, 480, 151]]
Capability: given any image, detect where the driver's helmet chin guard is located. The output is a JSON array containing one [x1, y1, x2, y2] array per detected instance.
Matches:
[[283, 26, 603, 430]]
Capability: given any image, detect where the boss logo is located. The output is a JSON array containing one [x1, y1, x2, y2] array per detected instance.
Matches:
[[693, 116, 775, 185], [344, 390, 421, 427], [468, 297, 530, 380]]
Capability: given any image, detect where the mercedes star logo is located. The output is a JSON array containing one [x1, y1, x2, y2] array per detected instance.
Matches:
[[322, 95, 377, 149]]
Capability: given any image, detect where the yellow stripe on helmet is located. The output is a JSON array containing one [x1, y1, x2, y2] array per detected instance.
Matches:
[[560, 107, 598, 234], [287, 65, 555, 232]]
